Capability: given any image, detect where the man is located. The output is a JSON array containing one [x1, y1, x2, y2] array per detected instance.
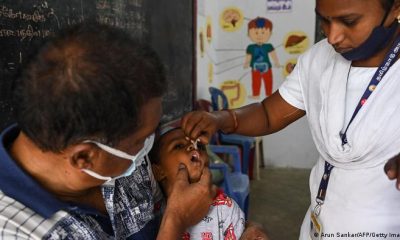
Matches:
[[0, 22, 213, 239]]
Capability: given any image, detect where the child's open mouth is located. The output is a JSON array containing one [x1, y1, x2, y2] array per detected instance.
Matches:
[[190, 150, 201, 164]]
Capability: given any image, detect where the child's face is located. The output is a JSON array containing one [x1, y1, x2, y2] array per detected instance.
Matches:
[[248, 27, 271, 44], [154, 128, 209, 186]]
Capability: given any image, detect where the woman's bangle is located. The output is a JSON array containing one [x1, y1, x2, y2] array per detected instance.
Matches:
[[222, 109, 238, 134]]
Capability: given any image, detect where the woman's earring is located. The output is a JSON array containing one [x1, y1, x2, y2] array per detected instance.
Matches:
[[398, 15, 400, 23]]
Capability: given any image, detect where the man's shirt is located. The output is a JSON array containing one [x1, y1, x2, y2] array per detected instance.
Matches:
[[0, 125, 164, 239]]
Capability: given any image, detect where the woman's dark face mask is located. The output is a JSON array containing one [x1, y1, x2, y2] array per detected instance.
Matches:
[[341, 3, 399, 61]]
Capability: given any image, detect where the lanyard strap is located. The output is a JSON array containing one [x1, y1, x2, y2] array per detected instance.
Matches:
[[316, 161, 334, 205], [341, 34, 400, 145]]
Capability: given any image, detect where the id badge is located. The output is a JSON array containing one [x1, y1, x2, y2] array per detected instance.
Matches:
[[310, 210, 323, 240]]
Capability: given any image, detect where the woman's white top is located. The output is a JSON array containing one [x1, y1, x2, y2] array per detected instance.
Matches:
[[279, 39, 400, 239]]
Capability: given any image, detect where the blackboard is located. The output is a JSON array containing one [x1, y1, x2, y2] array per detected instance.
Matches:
[[0, 0, 195, 130]]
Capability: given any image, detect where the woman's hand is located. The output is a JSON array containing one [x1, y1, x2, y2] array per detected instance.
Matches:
[[384, 153, 400, 190], [181, 110, 221, 144]]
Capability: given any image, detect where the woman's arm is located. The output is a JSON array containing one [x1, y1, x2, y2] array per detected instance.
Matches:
[[181, 91, 305, 143]]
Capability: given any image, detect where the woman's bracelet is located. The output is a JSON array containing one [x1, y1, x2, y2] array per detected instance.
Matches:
[[222, 109, 238, 134]]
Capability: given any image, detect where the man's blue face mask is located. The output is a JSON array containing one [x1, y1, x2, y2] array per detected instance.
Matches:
[[341, 6, 399, 61], [82, 133, 155, 182]]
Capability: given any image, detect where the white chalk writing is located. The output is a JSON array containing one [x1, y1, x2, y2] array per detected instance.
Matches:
[[0, 5, 46, 22]]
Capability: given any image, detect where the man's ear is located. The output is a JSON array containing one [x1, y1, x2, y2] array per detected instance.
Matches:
[[69, 143, 98, 170], [152, 164, 166, 181]]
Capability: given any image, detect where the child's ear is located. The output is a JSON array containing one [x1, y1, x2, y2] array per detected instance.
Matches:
[[152, 164, 166, 181]]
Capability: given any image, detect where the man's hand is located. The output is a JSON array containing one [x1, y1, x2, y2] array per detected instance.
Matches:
[[384, 153, 400, 190], [240, 222, 270, 240], [157, 165, 216, 239]]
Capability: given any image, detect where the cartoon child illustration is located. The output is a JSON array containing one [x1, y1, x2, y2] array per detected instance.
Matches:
[[244, 17, 281, 98]]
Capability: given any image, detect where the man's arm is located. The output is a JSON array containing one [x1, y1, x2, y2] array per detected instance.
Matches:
[[157, 165, 215, 239]]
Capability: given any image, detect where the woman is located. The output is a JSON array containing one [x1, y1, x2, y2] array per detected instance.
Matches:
[[182, 0, 400, 239]]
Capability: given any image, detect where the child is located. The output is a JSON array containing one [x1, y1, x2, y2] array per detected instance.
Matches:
[[150, 127, 245, 240], [244, 17, 281, 98]]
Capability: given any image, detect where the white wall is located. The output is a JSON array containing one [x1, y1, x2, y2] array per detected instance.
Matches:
[[263, 118, 319, 168], [196, 0, 319, 168]]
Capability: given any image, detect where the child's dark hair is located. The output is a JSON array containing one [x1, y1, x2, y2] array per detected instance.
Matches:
[[13, 21, 166, 152], [149, 126, 181, 165], [149, 135, 162, 165]]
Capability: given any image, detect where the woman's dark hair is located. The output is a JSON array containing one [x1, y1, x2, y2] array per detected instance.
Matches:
[[13, 21, 166, 152], [381, 0, 395, 11]]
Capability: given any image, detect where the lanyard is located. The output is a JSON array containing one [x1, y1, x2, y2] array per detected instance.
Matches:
[[313, 161, 334, 217], [315, 35, 400, 215], [341, 34, 400, 145], [316, 162, 334, 204]]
